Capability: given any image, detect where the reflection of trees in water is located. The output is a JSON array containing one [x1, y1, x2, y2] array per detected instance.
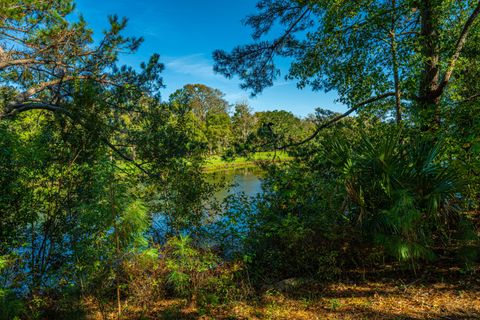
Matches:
[[150, 169, 263, 243], [208, 168, 263, 202]]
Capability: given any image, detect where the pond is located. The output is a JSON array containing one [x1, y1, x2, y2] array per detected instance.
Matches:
[[150, 167, 264, 242], [209, 167, 264, 202]]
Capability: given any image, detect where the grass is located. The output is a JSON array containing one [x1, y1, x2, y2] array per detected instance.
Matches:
[[204, 151, 292, 172]]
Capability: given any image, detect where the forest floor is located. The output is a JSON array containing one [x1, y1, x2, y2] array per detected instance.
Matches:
[[87, 265, 480, 320], [203, 151, 292, 172]]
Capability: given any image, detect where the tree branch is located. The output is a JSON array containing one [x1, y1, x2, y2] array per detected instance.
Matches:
[[258, 8, 311, 75], [0, 58, 40, 70], [278, 92, 396, 149], [459, 92, 480, 103], [1, 102, 70, 118], [0, 102, 153, 177], [437, 1, 480, 95], [9, 74, 112, 108], [101, 139, 152, 177]]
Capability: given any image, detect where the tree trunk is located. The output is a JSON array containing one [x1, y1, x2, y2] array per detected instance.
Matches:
[[418, 0, 441, 131], [109, 169, 122, 319], [390, 0, 402, 125]]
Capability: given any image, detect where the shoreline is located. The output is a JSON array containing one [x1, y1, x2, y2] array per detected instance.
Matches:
[[203, 152, 293, 173]]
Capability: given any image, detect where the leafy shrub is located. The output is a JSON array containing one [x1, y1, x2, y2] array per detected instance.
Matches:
[[242, 123, 477, 280], [338, 129, 465, 266], [164, 235, 245, 308], [0, 290, 24, 320], [0, 256, 24, 320], [242, 162, 347, 283], [124, 248, 165, 313]]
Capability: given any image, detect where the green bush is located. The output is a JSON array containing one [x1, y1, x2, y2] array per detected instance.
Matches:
[[241, 161, 347, 283], [0, 290, 24, 320], [337, 129, 466, 267], [164, 235, 244, 308], [124, 248, 165, 313], [0, 256, 24, 320], [241, 124, 478, 280]]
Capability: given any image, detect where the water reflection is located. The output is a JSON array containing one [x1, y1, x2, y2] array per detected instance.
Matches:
[[150, 167, 263, 242], [208, 167, 264, 202]]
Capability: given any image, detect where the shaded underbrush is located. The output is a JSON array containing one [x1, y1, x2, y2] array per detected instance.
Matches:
[[83, 263, 480, 320]]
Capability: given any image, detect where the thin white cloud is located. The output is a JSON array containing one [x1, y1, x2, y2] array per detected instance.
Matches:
[[272, 81, 291, 88], [224, 92, 249, 103], [164, 54, 228, 82]]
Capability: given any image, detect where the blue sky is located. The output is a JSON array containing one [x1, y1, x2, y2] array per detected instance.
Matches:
[[75, 0, 344, 117]]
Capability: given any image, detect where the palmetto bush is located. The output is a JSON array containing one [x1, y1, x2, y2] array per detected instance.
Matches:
[[336, 129, 464, 265], [249, 124, 475, 276], [226, 123, 475, 282]]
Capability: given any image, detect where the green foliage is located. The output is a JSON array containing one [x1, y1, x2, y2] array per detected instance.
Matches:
[[337, 128, 463, 264], [1, 0, 479, 318], [165, 235, 219, 298], [252, 110, 312, 150], [0, 3, 214, 315], [169, 84, 229, 122], [0, 256, 24, 320], [213, 0, 480, 130], [232, 102, 256, 147], [164, 235, 244, 308], [123, 248, 164, 312], [456, 219, 480, 273], [238, 161, 346, 282], [206, 112, 233, 154], [235, 117, 478, 282], [169, 84, 235, 155], [329, 298, 342, 311]]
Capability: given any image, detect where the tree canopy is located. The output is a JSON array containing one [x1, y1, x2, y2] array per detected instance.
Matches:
[[214, 0, 480, 131]]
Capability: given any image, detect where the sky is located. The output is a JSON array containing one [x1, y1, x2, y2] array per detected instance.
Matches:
[[75, 0, 345, 117]]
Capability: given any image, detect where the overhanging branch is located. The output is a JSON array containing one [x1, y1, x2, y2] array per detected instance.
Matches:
[[278, 92, 396, 149], [0, 58, 40, 70], [0, 102, 153, 177], [1, 102, 70, 118], [11, 75, 97, 105]]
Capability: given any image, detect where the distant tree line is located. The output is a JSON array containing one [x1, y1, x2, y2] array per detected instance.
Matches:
[[168, 83, 314, 156]]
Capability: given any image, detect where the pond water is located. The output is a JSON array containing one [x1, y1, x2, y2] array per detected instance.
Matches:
[[209, 167, 264, 202], [150, 167, 264, 242]]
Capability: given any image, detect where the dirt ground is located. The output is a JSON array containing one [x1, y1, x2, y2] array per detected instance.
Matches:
[[87, 267, 480, 320]]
